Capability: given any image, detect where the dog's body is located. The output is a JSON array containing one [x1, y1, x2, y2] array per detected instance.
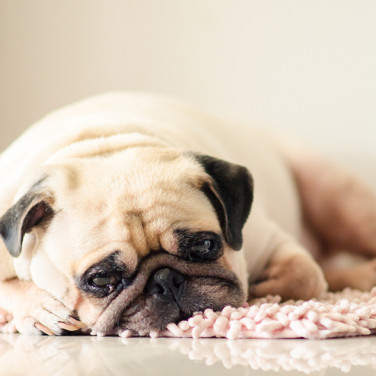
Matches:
[[1, 93, 376, 336]]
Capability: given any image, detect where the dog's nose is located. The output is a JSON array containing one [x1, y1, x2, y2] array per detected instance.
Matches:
[[145, 268, 185, 301]]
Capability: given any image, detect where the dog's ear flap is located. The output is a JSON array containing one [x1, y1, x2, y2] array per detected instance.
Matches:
[[194, 154, 253, 250], [0, 189, 54, 257]]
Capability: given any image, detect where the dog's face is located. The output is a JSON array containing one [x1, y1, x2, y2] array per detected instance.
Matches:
[[0, 146, 253, 335]]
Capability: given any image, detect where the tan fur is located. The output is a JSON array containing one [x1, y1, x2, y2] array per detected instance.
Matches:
[[0, 93, 375, 335]]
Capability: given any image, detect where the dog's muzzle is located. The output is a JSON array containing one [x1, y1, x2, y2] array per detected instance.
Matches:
[[90, 253, 244, 336]]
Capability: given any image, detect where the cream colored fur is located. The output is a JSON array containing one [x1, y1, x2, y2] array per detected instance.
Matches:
[[4, 92, 376, 335]]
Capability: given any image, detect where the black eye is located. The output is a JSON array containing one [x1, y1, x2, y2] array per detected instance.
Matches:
[[176, 230, 223, 262], [77, 252, 127, 298], [91, 275, 118, 288], [85, 273, 123, 297], [192, 239, 215, 254]]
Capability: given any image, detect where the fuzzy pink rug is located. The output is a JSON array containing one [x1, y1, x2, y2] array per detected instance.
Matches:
[[2, 288, 376, 339], [118, 287, 376, 340]]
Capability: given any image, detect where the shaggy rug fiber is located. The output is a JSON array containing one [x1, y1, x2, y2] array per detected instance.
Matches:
[[130, 287, 376, 340], [2, 288, 376, 339]]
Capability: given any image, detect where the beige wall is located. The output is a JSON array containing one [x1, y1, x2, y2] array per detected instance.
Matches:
[[1, 0, 376, 155]]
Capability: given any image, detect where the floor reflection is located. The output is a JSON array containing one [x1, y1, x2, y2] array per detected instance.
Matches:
[[0, 334, 376, 375], [165, 336, 376, 373]]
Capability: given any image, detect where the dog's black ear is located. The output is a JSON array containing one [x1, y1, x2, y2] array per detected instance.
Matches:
[[0, 189, 54, 257], [194, 154, 253, 250]]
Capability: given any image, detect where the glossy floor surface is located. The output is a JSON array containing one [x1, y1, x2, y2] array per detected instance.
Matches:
[[1, 334, 376, 376]]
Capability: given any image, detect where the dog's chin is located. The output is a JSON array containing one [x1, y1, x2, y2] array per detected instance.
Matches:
[[118, 277, 244, 336]]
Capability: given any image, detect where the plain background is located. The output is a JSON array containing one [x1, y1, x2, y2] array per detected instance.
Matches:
[[1, 1, 376, 158]]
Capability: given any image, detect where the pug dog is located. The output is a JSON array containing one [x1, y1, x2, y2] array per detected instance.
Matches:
[[1, 93, 376, 336]]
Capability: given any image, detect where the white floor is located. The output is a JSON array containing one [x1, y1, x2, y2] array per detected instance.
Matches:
[[1, 334, 376, 375]]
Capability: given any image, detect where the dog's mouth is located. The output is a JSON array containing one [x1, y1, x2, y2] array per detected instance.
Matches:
[[90, 253, 245, 336]]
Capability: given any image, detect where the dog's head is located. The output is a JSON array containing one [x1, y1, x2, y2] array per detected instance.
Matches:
[[0, 146, 253, 335]]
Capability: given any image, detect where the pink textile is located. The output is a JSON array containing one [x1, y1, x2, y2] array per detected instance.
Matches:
[[134, 287, 376, 340], [2, 288, 376, 339]]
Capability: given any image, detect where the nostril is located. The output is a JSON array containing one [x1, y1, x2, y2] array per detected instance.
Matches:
[[171, 270, 185, 288], [145, 268, 185, 301]]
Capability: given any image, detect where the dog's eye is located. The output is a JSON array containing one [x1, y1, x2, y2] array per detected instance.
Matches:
[[77, 252, 127, 298], [176, 230, 223, 261], [91, 275, 118, 288], [192, 239, 215, 254], [87, 274, 122, 297], [189, 235, 223, 261]]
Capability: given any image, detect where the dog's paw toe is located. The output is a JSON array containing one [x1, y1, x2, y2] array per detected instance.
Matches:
[[12, 290, 83, 335], [13, 317, 53, 335], [13, 313, 83, 336]]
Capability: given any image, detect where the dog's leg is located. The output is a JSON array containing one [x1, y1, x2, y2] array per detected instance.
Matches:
[[249, 238, 327, 300], [0, 279, 83, 335], [281, 143, 376, 290], [321, 258, 376, 291]]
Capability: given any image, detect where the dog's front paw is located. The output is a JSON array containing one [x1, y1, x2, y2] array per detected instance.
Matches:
[[0, 307, 11, 324], [0, 307, 13, 333], [249, 254, 327, 301], [10, 282, 84, 335]]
